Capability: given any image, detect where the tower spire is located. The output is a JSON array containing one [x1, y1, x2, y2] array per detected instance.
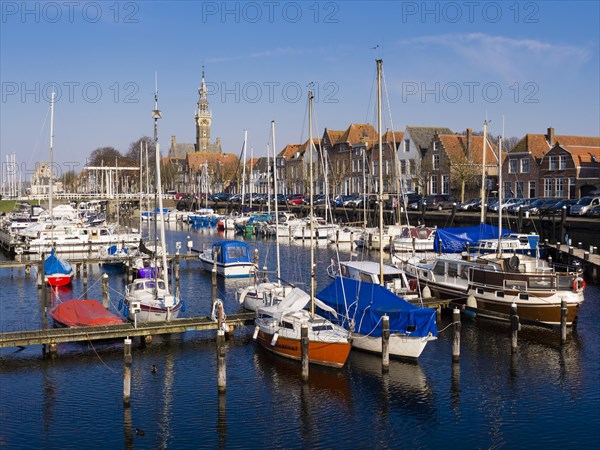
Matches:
[[195, 65, 212, 152]]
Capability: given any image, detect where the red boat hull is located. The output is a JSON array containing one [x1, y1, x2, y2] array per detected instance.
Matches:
[[46, 273, 74, 287]]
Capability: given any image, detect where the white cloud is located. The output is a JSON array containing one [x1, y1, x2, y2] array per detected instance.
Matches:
[[397, 33, 592, 80]]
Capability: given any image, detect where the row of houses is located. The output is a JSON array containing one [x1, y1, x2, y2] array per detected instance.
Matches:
[[166, 125, 599, 202]]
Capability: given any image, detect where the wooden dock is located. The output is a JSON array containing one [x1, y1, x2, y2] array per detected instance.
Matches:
[[0, 313, 255, 349], [545, 242, 600, 282]]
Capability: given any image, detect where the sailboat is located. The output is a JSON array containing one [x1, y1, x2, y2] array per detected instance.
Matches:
[[237, 121, 293, 311], [317, 60, 438, 359], [122, 83, 183, 323], [42, 92, 74, 288], [254, 91, 352, 368]]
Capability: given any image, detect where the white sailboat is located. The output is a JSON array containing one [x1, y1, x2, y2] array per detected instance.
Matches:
[[317, 60, 438, 359], [122, 82, 183, 322], [254, 91, 352, 368]]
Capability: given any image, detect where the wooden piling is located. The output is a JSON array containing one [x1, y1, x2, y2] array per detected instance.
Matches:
[[83, 262, 88, 292], [75, 263, 81, 278], [382, 315, 390, 372], [25, 265, 31, 277], [217, 329, 226, 393], [452, 308, 461, 363], [510, 303, 519, 352], [102, 274, 109, 308], [301, 323, 309, 381], [560, 299, 568, 344], [37, 259, 44, 288], [186, 236, 192, 254], [123, 338, 132, 406]]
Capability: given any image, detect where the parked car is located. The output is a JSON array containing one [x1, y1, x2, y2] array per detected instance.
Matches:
[[570, 196, 600, 216], [334, 194, 356, 207], [424, 194, 458, 211], [489, 198, 520, 212], [506, 198, 537, 214], [459, 198, 481, 211], [522, 198, 559, 215], [287, 194, 304, 205], [587, 205, 600, 218], [540, 199, 578, 216]]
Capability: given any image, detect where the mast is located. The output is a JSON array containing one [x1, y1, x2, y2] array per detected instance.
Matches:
[[309, 88, 315, 317], [49, 91, 55, 223], [139, 141, 143, 234], [480, 120, 489, 224], [497, 129, 504, 257], [241, 130, 247, 207], [377, 59, 384, 285], [249, 147, 253, 209], [271, 120, 281, 281]]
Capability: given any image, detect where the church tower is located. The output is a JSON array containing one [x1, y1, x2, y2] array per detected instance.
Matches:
[[195, 66, 212, 152]]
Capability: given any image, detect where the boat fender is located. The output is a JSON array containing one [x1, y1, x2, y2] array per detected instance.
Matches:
[[271, 332, 279, 346], [180, 300, 186, 313], [422, 285, 432, 299], [252, 326, 259, 340], [465, 295, 477, 318], [124, 305, 129, 318], [408, 278, 418, 292], [118, 299, 123, 311]]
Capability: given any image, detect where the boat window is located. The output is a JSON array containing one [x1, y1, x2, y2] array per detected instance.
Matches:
[[476, 287, 484, 295], [157, 281, 166, 290], [281, 321, 294, 329], [341, 266, 349, 277], [100, 229, 109, 236], [495, 291, 504, 298], [433, 262, 445, 276], [360, 272, 373, 283], [447, 263, 458, 277], [505, 280, 527, 291], [145, 281, 155, 289], [313, 325, 333, 332], [557, 276, 572, 289], [135, 283, 144, 291], [528, 277, 553, 289], [460, 266, 469, 280], [422, 270, 429, 279], [519, 293, 529, 300], [227, 245, 248, 260]]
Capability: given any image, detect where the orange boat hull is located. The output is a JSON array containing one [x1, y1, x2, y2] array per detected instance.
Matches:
[[256, 330, 351, 368]]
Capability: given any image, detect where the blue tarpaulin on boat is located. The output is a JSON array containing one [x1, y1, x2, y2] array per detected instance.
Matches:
[[316, 277, 438, 338], [213, 240, 251, 264], [44, 249, 73, 275], [433, 224, 511, 253]]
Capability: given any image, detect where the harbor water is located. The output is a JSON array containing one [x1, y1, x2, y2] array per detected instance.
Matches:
[[1, 224, 599, 449]]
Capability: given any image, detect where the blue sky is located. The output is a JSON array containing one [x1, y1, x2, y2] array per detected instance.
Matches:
[[1, 0, 599, 174]]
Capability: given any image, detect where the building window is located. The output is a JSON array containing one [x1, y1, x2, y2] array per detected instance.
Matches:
[[404, 139, 410, 152], [442, 175, 449, 194], [555, 178, 564, 197], [569, 177, 576, 199], [559, 155, 567, 170], [433, 141, 438, 151], [516, 181, 524, 198], [509, 159, 518, 173], [549, 155, 558, 170], [431, 175, 438, 194], [409, 159, 415, 175], [400, 160, 406, 175], [433, 154, 440, 170], [503, 181, 512, 198], [529, 181, 536, 198], [521, 158, 530, 173], [544, 178, 552, 197]]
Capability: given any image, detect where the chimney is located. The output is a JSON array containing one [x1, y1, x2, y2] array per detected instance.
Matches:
[[170, 135, 176, 153], [466, 128, 473, 157], [547, 127, 555, 146]]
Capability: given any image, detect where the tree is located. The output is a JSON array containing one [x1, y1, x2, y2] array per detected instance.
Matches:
[[89, 147, 123, 167], [61, 170, 78, 193], [125, 136, 156, 167], [450, 153, 481, 202]]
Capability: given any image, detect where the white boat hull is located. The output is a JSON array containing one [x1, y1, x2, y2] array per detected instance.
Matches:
[[351, 332, 436, 359]]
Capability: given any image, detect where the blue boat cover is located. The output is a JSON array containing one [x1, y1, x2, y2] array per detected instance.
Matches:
[[44, 249, 73, 275], [433, 224, 511, 253], [213, 240, 251, 264], [316, 277, 438, 338]]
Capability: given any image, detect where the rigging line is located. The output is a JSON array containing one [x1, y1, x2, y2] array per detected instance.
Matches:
[[28, 102, 52, 169], [86, 333, 119, 374]]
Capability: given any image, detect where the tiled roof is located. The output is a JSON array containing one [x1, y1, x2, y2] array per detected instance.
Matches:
[[438, 134, 498, 165], [406, 126, 453, 150], [381, 130, 404, 145], [323, 129, 345, 146], [338, 124, 378, 146], [510, 133, 599, 160], [296, 138, 321, 158], [187, 152, 238, 173], [170, 143, 196, 158], [557, 140, 600, 165], [278, 144, 302, 160]]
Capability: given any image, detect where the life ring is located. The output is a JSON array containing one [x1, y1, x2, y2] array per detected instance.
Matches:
[[573, 279, 585, 291]]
